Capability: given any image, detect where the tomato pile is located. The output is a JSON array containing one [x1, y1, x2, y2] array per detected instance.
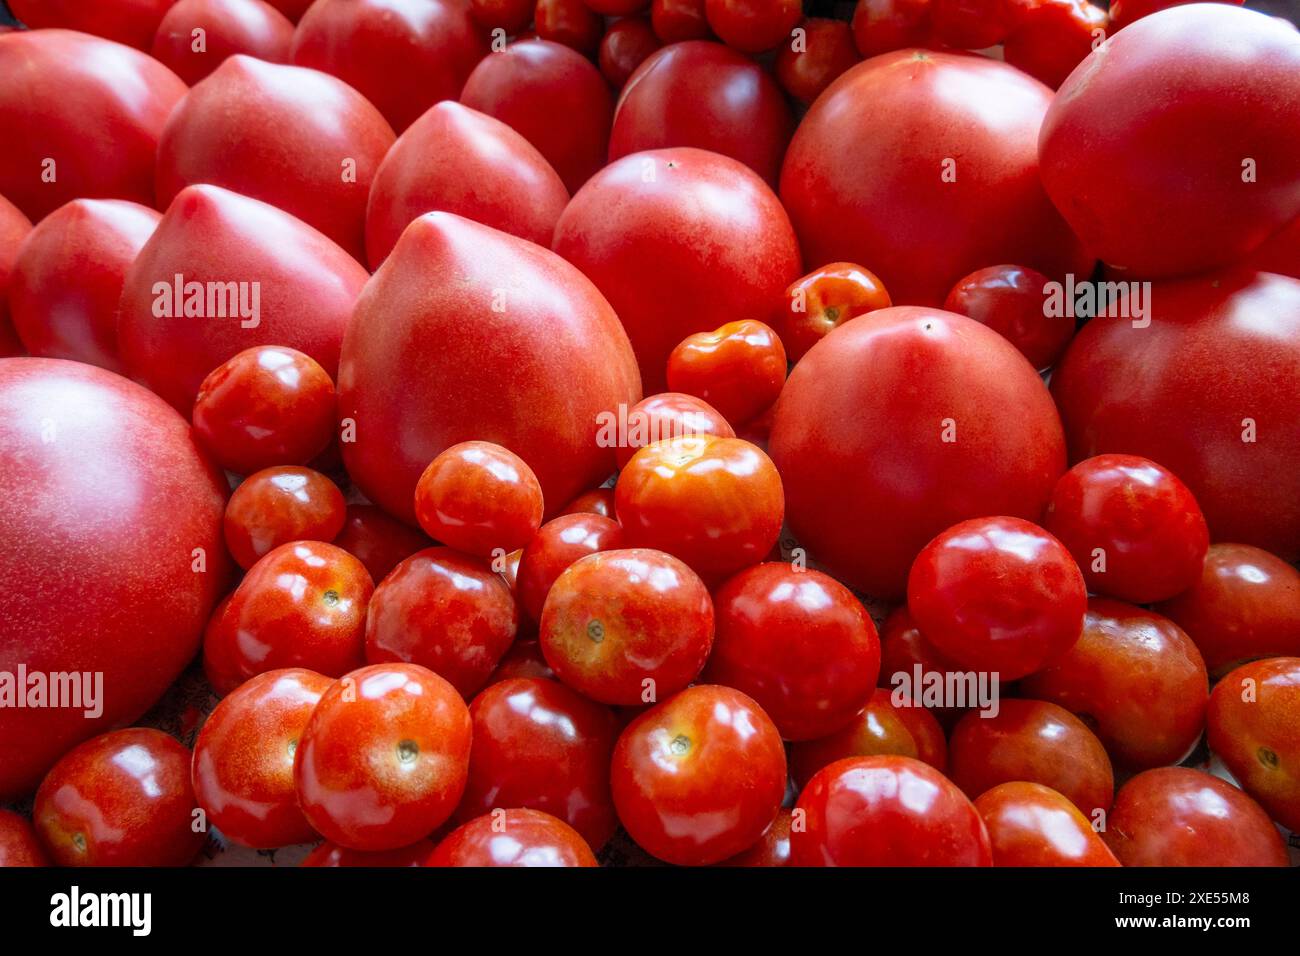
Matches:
[[0, 0, 1298, 871]]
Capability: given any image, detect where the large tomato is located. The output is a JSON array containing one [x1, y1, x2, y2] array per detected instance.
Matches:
[[0, 358, 230, 800], [1050, 269, 1300, 561], [780, 48, 1092, 307], [769, 307, 1066, 599], [0, 30, 187, 222], [0, 196, 32, 358], [8, 0, 178, 49], [1039, 5, 1300, 277], [553, 147, 801, 392], [339, 212, 641, 524], [152, 0, 296, 86]]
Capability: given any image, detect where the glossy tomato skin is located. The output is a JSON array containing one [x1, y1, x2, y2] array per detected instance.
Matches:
[[975, 782, 1119, 867], [192, 668, 332, 848], [704, 0, 801, 52], [541, 549, 713, 705], [1020, 599, 1208, 770], [295, 663, 473, 851], [666, 320, 787, 428], [878, 605, 966, 725], [1039, 6, 1300, 277], [771, 309, 1065, 600], [301, 838, 434, 866], [779, 262, 891, 363], [850, 0, 932, 56], [942, 264, 1072, 371], [153, 0, 295, 86], [781, 49, 1091, 307], [8, 199, 159, 374], [428, 809, 597, 866], [459, 678, 620, 849], [789, 689, 921, 789], [535, 0, 604, 54], [558, 487, 617, 519], [1208, 658, 1300, 831], [0, 810, 48, 866], [0, 30, 187, 222], [517, 513, 625, 623], [470, 0, 534, 31], [1104, 768, 1288, 867], [611, 685, 787, 865], [34, 729, 205, 867], [9, 0, 176, 49], [1052, 270, 1300, 560], [775, 17, 859, 105], [613, 393, 734, 469], [792, 755, 993, 866], [652, 0, 711, 41], [599, 17, 661, 87], [715, 808, 792, 867], [338, 212, 641, 526], [1003, 0, 1107, 90], [0, 196, 31, 359], [332, 504, 434, 585], [413, 441, 545, 558], [224, 467, 347, 570]]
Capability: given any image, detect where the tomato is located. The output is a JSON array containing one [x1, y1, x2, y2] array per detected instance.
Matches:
[[1039, 6, 1300, 277], [651, 0, 711, 41], [338, 212, 641, 525], [459, 677, 619, 848], [715, 808, 792, 867], [598, 17, 661, 87], [1156, 544, 1300, 677], [1051, 270, 1300, 561], [704, 0, 800, 52], [975, 782, 1120, 867], [878, 606, 966, 725], [292, 0, 487, 133], [778, 262, 891, 363], [295, 662, 472, 851], [224, 466, 346, 570], [34, 729, 205, 867], [469, 0, 533, 31], [585, 0, 652, 13], [0, 810, 48, 867], [850, 0, 932, 56], [428, 809, 597, 866], [0, 196, 31, 359], [704, 563, 880, 741], [1003, 0, 1107, 90], [929, 0, 1009, 48], [1208, 658, 1300, 831], [1104, 767, 1288, 867], [461, 39, 614, 196], [118, 184, 368, 413], [1020, 599, 1208, 769], [1109, 0, 1240, 30], [558, 486, 617, 518], [0, 30, 186, 223], [153, 0, 294, 86], [202, 595, 243, 697], [781, 50, 1092, 307], [488, 638, 556, 684], [614, 395, 736, 475], [192, 668, 332, 848], [770, 308, 1066, 600], [793, 755, 992, 866], [301, 838, 435, 867], [541, 549, 712, 706], [535, 0, 604, 54], [941, 264, 1073, 371], [332, 504, 434, 585], [789, 689, 922, 789], [266, 0, 313, 19], [666, 320, 787, 428], [8, 199, 159, 374], [9, 0, 176, 49], [517, 513, 625, 623], [365, 547, 519, 700], [156, 55, 395, 263], [611, 685, 786, 865], [774, 17, 858, 105], [413, 441, 545, 557]]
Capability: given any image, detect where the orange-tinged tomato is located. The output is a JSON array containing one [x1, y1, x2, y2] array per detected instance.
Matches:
[[975, 782, 1119, 867], [778, 262, 891, 362], [666, 320, 787, 428]]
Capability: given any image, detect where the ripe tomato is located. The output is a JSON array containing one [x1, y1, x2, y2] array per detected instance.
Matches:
[[611, 685, 786, 865], [613, 393, 734, 469], [788, 689, 923, 789], [153, 0, 295, 86], [202, 595, 243, 697], [1103, 767, 1288, 867], [779, 262, 891, 363], [941, 264, 1073, 371], [878, 606, 965, 725], [517, 513, 625, 623], [1108, 0, 1242, 31], [891, 698, 949, 772], [775, 17, 859, 105], [266, 0, 313, 19], [223, 466, 346, 570], [850, 0, 932, 56], [792, 755, 992, 866], [1020, 599, 1208, 769], [301, 838, 435, 867], [295, 663, 472, 851], [541, 549, 713, 705], [192, 668, 332, 848], [0, 810, 48, 867], [715, 808, 792, 867], [488, 638, 556, 684], [929, 0, 1009, 48], [365, 547, 519, 700], [704, 0, 801, 52], [34, 729, 205, 867], [535, 0, 604, 54], [666, 320, 787, 428], [1003, 0, 1107, 90], [651, 0, 711, 41], [0, 196, 31, 359], [558, 486, 617, 519], [975, 782, 1120, 867], [598, 17, 661, 87], [585, 0, 652, 13], [413, 441, 545, 558], [428, 809, 597, 866], [332, 504, 434, 585]]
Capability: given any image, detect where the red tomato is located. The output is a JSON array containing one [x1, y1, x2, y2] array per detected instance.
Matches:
[[892, 697, 949, 771], [781, 50, 1091, 307], [301, 838, 435, 866], [1104, 767, 1288, 867], [0, 30, 187, 222], [535, 0, 604, 53], [555, 147, 800, 392], [1208, 657, 1300, 831], [156, 55, 395, 262], [266, 0, 313, 19], [413, 441, 545, 557], [775, 17, 859, 105], [338, 212, 641, 525], [365, 547, 519, 699], [0, 360, 229, 800], [779, 262, 891, 363], [651, 0, 711, 41], [666, 320, 787, 428], [1039, 6, 1300, 277], [192, 668, 332, 848], [929, 0, 1009, 48], [1003, 0, 1107, 90], [9, 0, 176, 49], [598, 17, 661, 87], [470, 0, 534, 31], [878, 605, 966, 725], [607, 42, 793, 188], [332, 504, 434, 585], [1109, 0, 1242, 31], [224, 467, 347, 570], [942, 264, 1073, 371], [459, 677, 619, 848], [1051, 270, 1300, 561], [517, 513, 625, 623], [975, 782, 1120, 867], [202, 595, 243, 697], [611, 685, 786, 865], [118, 184, 368, 413], [585, 0, 651, 13], [460, 39, 614, 195], [1020, 599, 1208, 769], [850, 0, 932, 56], [540, 548, 713, 705], [613, 393, 735, 469], [793, 755, 992, 866], [428, 809, 597, 866], [291, 0, 487, 133], [8, 199, 159, 374], [0, 196, 31, 359], [616, 435, 784, 584], [0, 810, 48, 867], [704, 563, 881, 741], [714, 808, 792, 867], [771, 308, 1066, 599], [1156, 544, 1300, 677], [153, 0, 294, 86], [558, 486, 617, 518], [788, 689, 922, 789], [704, 0, 801, 52], [488, 638, 556, 684], [34, 729, 205, 867], [295, 663, 472, 850]]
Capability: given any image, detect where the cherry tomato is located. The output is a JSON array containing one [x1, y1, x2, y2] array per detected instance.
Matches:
[[892, 697, 949, 772], [0, 810, 49, 867], [153, 0, 295, 86], [1108, 0, 1242, 31], [613, 393, 735, 469], [611, 685, 786, 865], [413, 441, 545, 558], [295, 663, 472, 851], [599, 17, 661, 87], [223, 466, 347, 570], [558, 487, 617, 519], [535, 0, 604, 54], [585, 0, 652, 13], [878, 605, 965, 726], [34, 729, 205, 867], [779, 262, 891, 363], [517, 513, 625, 624], [469, 0, 533, 31], [193, 668, 332, 848], [775, 17, 859, 106], [651, 0, 711, 40], [428, 809, 597, 867], [301, 838, 435, 867], [850, 0, 932, 57], [332, 504, 434, 585], [1003, 0, 1107, 90], [789, 689, 921, 789], [929, 0, 1009, 48], [704, 0, 801, 52], [975, 782, 1120, 867], [942, 264, 1073, 371], [202, 595, 243, 697], [488, 638, 556, 684], [666, 320, 787, 428], [715, 808, 792, 867]]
